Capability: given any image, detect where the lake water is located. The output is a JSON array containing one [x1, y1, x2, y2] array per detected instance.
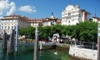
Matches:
[[0, 40, 74, 60]]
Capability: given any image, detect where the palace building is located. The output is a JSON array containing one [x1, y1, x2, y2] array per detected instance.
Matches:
[[61, 4, 90, 25], [0, 14, 30, 34], [0, 13, 61, 35], [93, 14, 100, 22], [29, 13, 61, 27]]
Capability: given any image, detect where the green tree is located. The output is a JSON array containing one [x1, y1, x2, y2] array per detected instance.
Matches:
[[19, 21, 98, 42], [76, 21, 97, 42], [39, 26, 51, 40], [19, 27, 35, 39], [50, 24, 63, 38]]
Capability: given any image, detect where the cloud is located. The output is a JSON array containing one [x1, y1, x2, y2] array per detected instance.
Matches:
[[19, 5, 36, 13], [0, 0, 9, 11], [0, 0, 36, 17], [0, 0, 16, 16], [6, 2, 16, 15]]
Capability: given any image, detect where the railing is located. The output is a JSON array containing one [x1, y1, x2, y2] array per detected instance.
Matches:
[[70, 41, 97, 50]]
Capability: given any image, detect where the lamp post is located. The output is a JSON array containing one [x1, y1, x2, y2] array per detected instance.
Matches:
[[97, 22, 100, 60], [33, 25, 39, 60]]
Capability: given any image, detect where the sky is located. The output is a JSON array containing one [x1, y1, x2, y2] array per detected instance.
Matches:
[[0, 0, 100, 19]]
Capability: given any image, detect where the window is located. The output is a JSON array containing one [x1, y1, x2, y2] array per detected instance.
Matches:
[[12, 26, 13, 29], [79, 14, 81, 17], [69, 21, 70, 23], [10, 20, 12, 22], [4, 26, 6, 29], [8, 26, 10, 29], [68, 13, 71, 16]]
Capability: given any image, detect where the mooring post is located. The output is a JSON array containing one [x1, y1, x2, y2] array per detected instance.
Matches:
[[11, 29, 15, 53], [97, 37, 100, 60], [39, 41, 42, 50], [15, 25, 18, 52], [2, 30, 7, 51], [7, 29, 15, 54], [33, 26, 39, 60], [97, 22, 100, 60]]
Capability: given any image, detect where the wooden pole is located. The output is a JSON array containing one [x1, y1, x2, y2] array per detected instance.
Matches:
[[33, 26, 39, 60], [97, 37, 100, 60], [2, 30, 7, 51], [97, 22, 100, 60], [7, 29, 15, 54], [15, 25, 18, 52]]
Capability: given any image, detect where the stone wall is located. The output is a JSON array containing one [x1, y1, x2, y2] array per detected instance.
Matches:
[[56, 43, 69, 53], [69, 46, 97, 60]]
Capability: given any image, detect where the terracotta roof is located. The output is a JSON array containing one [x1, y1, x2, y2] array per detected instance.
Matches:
[[43, 18, 58, 22], [29, 18, 61, 23], [1, 14, 30, 22], [80, 9, 90, 14], [93, 17, 100, 20], [1, 18, 18, 20], [4, 14, 21, 17], [29, 18, 44, 23], [1, 14, 61, 24]]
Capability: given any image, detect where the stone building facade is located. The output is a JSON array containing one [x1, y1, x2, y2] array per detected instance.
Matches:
[[0, 14, 30, 34], [0, 14, 61, 35], [61, 4, 90, 25]]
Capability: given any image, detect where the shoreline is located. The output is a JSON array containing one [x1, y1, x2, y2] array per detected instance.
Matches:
[[0, 39, 92, 60], [18, 40, 91, 60], [56, 43, 91, 60]]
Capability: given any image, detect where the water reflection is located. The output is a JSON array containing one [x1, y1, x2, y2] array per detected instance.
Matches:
[[0, 41, 73, 60]]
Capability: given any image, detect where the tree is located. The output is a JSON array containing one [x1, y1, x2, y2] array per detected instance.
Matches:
[[39, 26, 51, 40], [76, 21, 97, 42], [19, 27, 35, 39], [50, 24, 63, 38], [19, 21, 98, 42]]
